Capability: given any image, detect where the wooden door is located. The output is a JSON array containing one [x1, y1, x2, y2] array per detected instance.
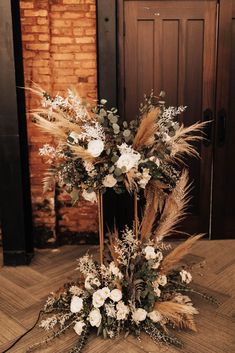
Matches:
[[118, 0, 217, 235], [212, 0, 235, 239]]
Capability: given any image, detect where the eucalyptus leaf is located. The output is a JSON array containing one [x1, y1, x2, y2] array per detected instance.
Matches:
[[97, 324, 103, 336], [99, 108, 107, 117], [114, 168, 122, 176], [112, 123, 120, 131], [103, 328, 107, 340], [97, 115, 104, 124], [71, 189, 79, 205], [123, 129, 131, 137], [111, 155, 119, 163]]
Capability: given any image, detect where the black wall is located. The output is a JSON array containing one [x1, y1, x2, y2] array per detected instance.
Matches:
[[0, 0, 33, 265]]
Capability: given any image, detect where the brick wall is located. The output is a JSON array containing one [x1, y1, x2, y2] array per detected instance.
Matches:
[[19, 0, 98, 246]]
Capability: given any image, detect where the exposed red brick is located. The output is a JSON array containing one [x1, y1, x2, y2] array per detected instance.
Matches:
[[20, 2, 34, 9], [24, 9, 48, 17], [26, 43, 50, 51], [51, 36, 74, 44], [20, 0, 98, 243]]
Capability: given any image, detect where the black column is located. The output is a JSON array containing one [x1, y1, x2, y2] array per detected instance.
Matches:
[[97, 1, 136, 232], [0, 0, 33, 265], [96, 0, 117, 108]]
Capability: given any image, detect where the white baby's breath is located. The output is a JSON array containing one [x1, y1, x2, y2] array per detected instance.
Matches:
[[180, 270, 192, 284], [138, 168, 151, 189], [85, 275, 101, 291], [116, 301, 129, 321], [105, 303, 116, 318], [69, 286, 84, 296], [144, 246, 157, 260], [39, 316, 57, 331]]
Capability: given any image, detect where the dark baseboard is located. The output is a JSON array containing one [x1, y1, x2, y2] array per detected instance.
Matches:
[[3, 250, 34, 266]]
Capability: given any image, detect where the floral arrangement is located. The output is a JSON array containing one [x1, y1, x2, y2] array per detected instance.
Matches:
[[27, 220, 216, 353], [31, 85, 203, 203], [24, 86, 217, 353]]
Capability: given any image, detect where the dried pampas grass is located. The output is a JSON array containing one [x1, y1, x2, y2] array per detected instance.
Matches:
[[168, 121, 207, 162], [133, 108, 160, 150], [140, 180, 167, 241], [108, 226, 119, 266], [153, 170, 191, 241], [160, 233, 204, 274], [33, 113, 68, 141], [155, 300, 198, 331]]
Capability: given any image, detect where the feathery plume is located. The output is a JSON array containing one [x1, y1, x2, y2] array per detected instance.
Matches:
[[160, 233, 204, 274], [168, 121, 207, 161], [133, 108, 160, 150], [140, 181, 167, 241], [153, 170, 191, 241], [155, 300, 198, 331]]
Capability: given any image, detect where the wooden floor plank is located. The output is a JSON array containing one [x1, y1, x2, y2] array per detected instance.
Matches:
[[0, 240, 234, 353], [0, 311, 25, 345]]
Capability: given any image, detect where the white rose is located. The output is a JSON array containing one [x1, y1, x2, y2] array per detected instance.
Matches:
[[84, 275, 101, 291], [82, 190, 97, 204], [148, 310, 162, 323], [100, 287, 111, 299], [157, 275, 167, 287], [89, 308, 102, 327], [132, 308, 147, 323], [103, 174, 117, 188], [92, 288, 110, 308], [110, 289, 122, 302], [87, 139, 104, 157], [144, 246, 157, 260], [180, 270, 192, 284], [74, 321, 86, 335], [70, 296, 83, 313], [116, 152, 140, 172], [116, 301, 129, 321]]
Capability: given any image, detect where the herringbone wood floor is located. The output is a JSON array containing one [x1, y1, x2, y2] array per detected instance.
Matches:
[[0, 240, 234, 353]]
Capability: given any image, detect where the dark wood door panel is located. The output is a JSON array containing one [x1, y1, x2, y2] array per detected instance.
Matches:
[[119, 0, 217, 235], [123, 1, 217, 120], [212, 0, 235, 239]]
